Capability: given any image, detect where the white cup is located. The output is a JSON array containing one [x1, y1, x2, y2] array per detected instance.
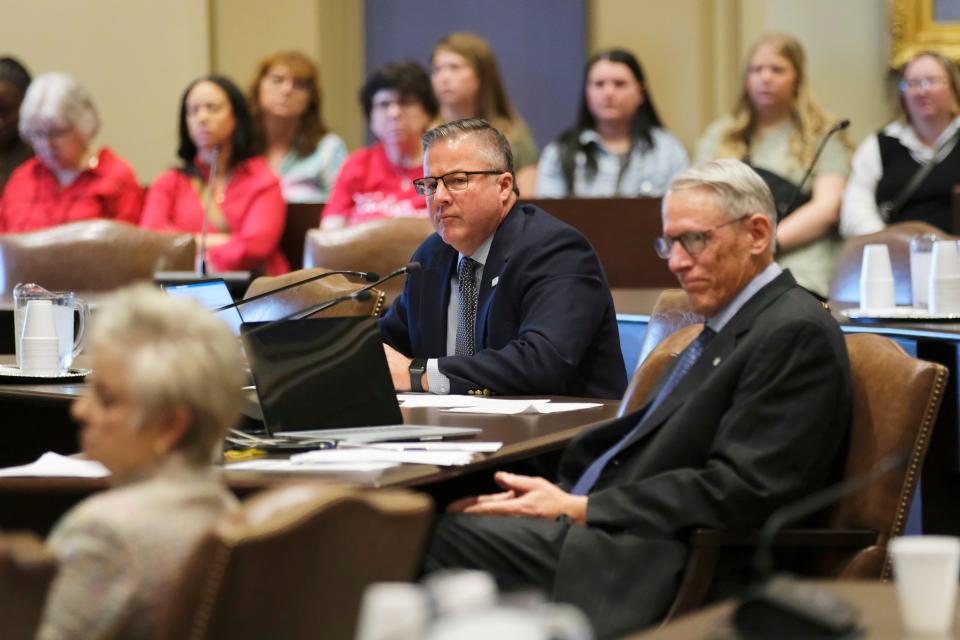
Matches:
[[860, 244, 896, 310], [910, 233, 937, 309], [929, 241, 960, 315], [355, 582, 430, 640], [20, 301, 60, 374], [890, 535, 960, 636]]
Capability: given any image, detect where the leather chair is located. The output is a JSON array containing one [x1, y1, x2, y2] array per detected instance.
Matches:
[[828, 221, 954, 306], [303, 218, 434, 306], [157, 484, 432, 640], [635, 289, 703, 366], [661, 332, 948, 622], [0, 219, 195, 295], [240, 267, 386, 321], [0, 532, 57, 640]]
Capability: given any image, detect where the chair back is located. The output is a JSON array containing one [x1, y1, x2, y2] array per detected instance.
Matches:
[[618, 323, 700, 417], [827, 333, 947, 579], [157, 484, 432, 640], [0, 532, 58, 640], [304, 218, 434, 306], [0, 220, 195, 295], [828, 221, 953, 305], [241, 268, 385, 320], [281, 203, 324, 271], [636, 289, 702, 365]]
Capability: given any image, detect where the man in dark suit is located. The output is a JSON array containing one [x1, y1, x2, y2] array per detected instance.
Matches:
[[379, 118, 626, 398], [423, 158, 852, 638]]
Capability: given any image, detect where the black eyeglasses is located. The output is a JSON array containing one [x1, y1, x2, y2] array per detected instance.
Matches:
[[413, 170, 505, 196], [654, 215, 750, 259]]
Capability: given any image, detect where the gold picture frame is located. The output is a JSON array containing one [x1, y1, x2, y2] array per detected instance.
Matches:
[[891, 0, 960, 68]]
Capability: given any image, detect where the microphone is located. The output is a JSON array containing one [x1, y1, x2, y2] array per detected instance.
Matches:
[[297, 261, 421, 320], [198, 144, 221, 276], [780, 119, 850, 219], [732, 449, 908, 639], [212, 269, 380, 313]]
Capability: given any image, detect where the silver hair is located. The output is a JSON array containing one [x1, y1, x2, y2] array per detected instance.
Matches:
[[667, 158, 778, 251], [88, 284, 244, 466], [422, 118, 519, 196], [18, 72, 100, 142]]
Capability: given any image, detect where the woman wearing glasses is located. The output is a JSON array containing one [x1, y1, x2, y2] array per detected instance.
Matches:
[[248, 51, 347, 203], [841, 51, 960, 235], [696, 33, 850, 298], [0, 72, 142, 232], [321, 61, 437, 229]]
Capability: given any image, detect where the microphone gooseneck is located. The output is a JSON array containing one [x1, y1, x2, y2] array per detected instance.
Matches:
[[780, 119, 850, 218], [298, 261, 420, 320], [198, 144, 221, 276]]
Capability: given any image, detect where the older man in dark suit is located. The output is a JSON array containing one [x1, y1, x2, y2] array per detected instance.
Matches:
[[423, 158, 852, 638], [379, 118, 626, 399]]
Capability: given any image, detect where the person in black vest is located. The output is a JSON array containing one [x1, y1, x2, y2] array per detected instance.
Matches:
[[841, 51, 960, 235]]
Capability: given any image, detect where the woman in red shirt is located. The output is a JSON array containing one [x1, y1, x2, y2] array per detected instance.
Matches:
[[142, 75, 288, 275], [1, 72, 142, 232]]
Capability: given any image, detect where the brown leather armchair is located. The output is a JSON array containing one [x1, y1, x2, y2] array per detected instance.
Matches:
[[241, 268, 386, 321], [303, 218, 434, 306], [828, 221, 954, 305], [662, 333, 948, 622], [157, 484, 432, 640], [0, 219, 195, 295]]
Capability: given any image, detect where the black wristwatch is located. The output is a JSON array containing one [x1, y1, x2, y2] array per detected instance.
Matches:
[[409, 358, 428, 392]]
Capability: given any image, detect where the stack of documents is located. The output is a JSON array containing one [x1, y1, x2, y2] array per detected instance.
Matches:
[[0, 452, 109, 478], [397, 394, 601, 414], [292, 441, 502, 467]]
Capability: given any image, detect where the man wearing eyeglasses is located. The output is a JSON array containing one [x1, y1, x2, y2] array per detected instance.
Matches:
[[378, 117, 627, 398], [422, 158, 851, 638]]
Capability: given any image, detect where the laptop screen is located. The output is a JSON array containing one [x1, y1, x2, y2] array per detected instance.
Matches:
[[162, 279, 243, 335], [241, 317, 403, 434]]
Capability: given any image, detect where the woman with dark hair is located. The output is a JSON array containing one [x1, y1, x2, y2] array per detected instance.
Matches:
[[141, 75, 288, 275], [431, 32, 539, 195], [0, 56, 32, 194], [536, 48, 688, 197], [248, 50, 347, 203], [841, 51, 960, 235], [322, 60, 436, 229]]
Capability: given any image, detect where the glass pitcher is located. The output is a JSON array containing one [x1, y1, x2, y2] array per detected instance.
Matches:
[[13, 283, 89, 371]]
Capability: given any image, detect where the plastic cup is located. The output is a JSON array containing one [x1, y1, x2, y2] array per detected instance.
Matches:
[[860, 244, 895, 310], [891, 535, 960, 636], [910, 233, 937, 309]]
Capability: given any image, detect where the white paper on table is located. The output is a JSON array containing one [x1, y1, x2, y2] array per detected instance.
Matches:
[[225, 459, 396, 480], [343, 441, 502, 453], [291, 448, 476, 467], [0, 452, 110, 478], [442, 400, 601, 415], [396, 394, 493, 408]]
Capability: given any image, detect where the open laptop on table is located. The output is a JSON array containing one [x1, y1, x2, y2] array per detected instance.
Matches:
[[159, 277, 243, 336], [240, 316, 479, 443]]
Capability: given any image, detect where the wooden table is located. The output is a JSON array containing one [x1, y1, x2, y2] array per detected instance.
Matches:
[[628, 580, 958, 639]]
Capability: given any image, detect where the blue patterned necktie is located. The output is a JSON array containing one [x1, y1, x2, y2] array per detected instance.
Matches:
[[455, 257, 480, 356], [570, 326, 717, 496]]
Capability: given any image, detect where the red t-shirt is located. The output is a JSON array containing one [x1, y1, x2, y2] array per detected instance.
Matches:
[[0, 147, 142, 232], [141, 157, 289, 275], [323, 143, 428, 226]]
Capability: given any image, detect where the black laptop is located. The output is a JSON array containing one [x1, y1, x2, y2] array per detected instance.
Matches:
[[240, 316, 479, 443]]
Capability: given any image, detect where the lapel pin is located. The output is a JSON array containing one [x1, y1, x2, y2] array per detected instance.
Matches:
[[712, 357, 721, 366], [491, 276, 499, 287]]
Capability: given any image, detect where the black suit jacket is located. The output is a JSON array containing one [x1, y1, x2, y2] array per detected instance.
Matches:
[[552, 271, 852, 634], [379, 202, 627, 398]]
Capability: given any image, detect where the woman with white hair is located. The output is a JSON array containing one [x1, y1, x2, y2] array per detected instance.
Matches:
[[0, 72, 142, 232], [36, 284, 244, 640]]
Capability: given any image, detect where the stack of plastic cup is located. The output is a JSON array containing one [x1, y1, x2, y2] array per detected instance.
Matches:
[[890, 535, 960, 636], [929, 240, 960, 315], [859, 244, 896, 310], [20, 300, 60, 375]]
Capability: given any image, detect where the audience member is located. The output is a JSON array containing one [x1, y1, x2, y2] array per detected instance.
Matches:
[[696, 32, 850, 297], [841, 51, 960, 235], [431, 32, 539, 195], [141, 75, 288, 275], [379, 118, 626, 399], [423, 158, 851, 638], [249, 50, 347, 203], [536, 48, 688, 198], [37, 284, 244, 640], [0, 56, 32, 194], [322, 61, 436, 229], [1, 72, 142, 233]]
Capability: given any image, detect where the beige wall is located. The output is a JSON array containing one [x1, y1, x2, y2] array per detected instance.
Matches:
[[0, 0, 210, 183]]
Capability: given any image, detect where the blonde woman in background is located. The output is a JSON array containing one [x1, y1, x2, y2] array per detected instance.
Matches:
[[696, 32, 851, 297], [248, 51, 347, 203], [431, 32, 539, 195]]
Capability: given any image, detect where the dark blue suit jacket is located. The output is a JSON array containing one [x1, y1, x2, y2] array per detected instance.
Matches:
[[379, 202, 627, 398]]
